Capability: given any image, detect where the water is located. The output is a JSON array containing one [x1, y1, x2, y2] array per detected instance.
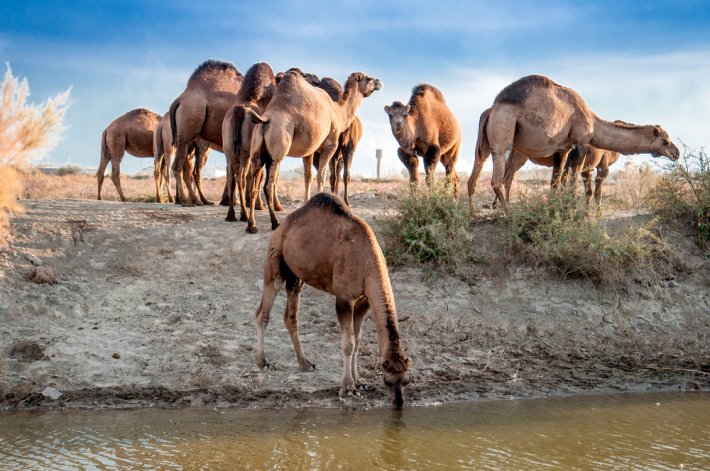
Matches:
[[0, 392, 708, 470]]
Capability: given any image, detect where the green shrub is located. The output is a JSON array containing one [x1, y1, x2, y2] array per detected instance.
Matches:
[[498, 188, 671, 284], [647, 145, 710, 250], [377, 184, 477, 281]]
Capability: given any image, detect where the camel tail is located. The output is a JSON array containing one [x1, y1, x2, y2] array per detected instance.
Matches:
[[231, 105, 246, 154], [475, 108, 491, 164], [98, 129, 109, 175], [169, 99, 180, 143], [154, 124, 164, 162], [244, 107, 269, 125]]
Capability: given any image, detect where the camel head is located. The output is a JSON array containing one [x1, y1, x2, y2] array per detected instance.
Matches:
[[277, 67, 320, 86], [384, 101, 410, 135], [382, 355, 412, 410], [344, 72, 383, 98], [649, 125, 680, 161]]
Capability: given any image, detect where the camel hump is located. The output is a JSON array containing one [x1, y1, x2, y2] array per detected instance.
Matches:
[[494, 74, 558, 105], [237, 62, 276, 101], [304, 192, 352, 218], [410, 83, 444, 102]]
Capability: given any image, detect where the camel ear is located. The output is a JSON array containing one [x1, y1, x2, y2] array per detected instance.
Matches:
[[405, 357, 413, 369], [356, 73, 364, 81], [653, 126, 661, 136], [404, 105, 411, 115], [384, 105, 391, 115]]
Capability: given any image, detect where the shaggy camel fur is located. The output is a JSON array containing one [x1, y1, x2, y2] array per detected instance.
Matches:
[[153, 113, 213, 204], [469, 75, 680, 206], [222, 62, 277, 222], [308, 77, 363, 206], [97, 108, 161, 201], [244, 71, 382, 232], [254, 192, 412, 409], [385, 84, 462, 196], [501, 146, 621, 207], [169, 60, 243, 206]]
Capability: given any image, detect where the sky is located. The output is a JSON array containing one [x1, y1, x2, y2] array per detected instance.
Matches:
[[2, 0, 709, 177]]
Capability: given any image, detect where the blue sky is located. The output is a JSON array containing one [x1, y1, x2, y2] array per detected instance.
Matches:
[[2, 0, 709, 176]]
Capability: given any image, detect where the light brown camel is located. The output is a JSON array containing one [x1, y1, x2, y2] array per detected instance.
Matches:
[[385, 84, 462, 196], [97, 108, 161, 201], [153, 113, 213, 204], [470, 74, 680, 206], [254, 192, 412, 409], [308, 77, 363, 206], [244, 71, 382, 232], [169, 60, 243, 206], [501, 146, 621, 207]]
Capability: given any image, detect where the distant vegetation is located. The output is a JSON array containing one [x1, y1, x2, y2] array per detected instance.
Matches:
[[56, 165, 81, 176], [0, 65, 69, 246]]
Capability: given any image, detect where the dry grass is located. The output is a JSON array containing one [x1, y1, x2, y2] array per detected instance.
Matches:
[[0, 65, 69, 246], [28, 265, 59, 284]]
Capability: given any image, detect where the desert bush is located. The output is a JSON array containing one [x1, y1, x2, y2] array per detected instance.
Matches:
[[0, 65, 69, 246], [608, 161, 660, 209], [377, 183, 477, 281], [647, 145, 710, 250], [56, 165, 81, 176], [498, 187, 671, 284]]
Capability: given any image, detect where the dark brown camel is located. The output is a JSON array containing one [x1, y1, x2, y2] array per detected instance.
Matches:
[[97, 108, 161, 202], [254, 192, 411, 409], [385, 84, 462, 196], [169, 59, 243, 206]]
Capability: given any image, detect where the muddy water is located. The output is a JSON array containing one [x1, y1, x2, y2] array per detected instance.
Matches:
[[0, 392, 708, 470]]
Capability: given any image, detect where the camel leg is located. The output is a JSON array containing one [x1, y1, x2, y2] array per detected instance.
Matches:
[[193, 144, 214, 205], [329, 156, 340, 195], [490, 148, 510, 205], [225, 158, 238, 221], [441, 149, 460, 198], [153, 155, 164, 203], [503, 150, 528, 202], [246, 161, 264, 233], [336, 298, 356, 397], [594, 166, 609, 211], [255, 258, 282, 369], [163, 153, 174, 203], [236, 148, 250, 222], [303, 154, 313, 203], [551, 150, 571, 190], [398, 148, 419, 187], [316, 138, 338, 195], [110, 155, 128, 202], [264, 160, 282, 230], [96, 154, 110, 201], [423, 145, 441, 190], [581, 169, 594, 206], [172, 141, 199, 206], [283, 278, 315, 371], [467, 148, 490, 207], [351, 297, 370, 386], [272, 173, 284, 212]]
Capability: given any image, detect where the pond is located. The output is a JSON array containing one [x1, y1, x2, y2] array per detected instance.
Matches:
[[0, 392, 708, 470]]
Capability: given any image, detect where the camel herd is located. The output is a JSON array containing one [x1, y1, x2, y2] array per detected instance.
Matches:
[[96, 60, 680, 408]]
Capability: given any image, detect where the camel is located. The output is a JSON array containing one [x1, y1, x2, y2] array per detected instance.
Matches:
[[384, 84, 462, 197], [222, 62, 277, 222], [153, 113, 213, 204], [169, 59, 243, 206], [97, 108, 161, 202], [469, 74, 680, 206], [308, 77, 363, 206], [501, 146, 621, 207], [254, 192, 412, 409], [244, 71, 382, 232]]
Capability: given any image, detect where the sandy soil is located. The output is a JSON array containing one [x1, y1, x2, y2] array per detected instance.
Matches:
[[1, 189, 708, 410]]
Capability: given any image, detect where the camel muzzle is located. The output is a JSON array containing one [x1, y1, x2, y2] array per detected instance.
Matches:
[[374, 79, 383, 91], [392, 381, 404, 410]]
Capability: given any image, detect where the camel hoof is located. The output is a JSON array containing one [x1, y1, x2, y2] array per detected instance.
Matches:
[[225, 209, 237, 222], [181, 203, 196, 208], [203, 200, 215, 206], [338, 383, 357, 398], [194, 200, 204, 207], [298, 361, 316, 372], [246, 225, 259, 234], [239, 214, 248, 222], [271, 221, 280, 231], [219, 198, 230, 206]]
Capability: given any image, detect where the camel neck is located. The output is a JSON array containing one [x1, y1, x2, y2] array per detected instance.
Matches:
[[591, 116, 655, 155], [364, 257, 404, 362], [338, 88, 364, 129]]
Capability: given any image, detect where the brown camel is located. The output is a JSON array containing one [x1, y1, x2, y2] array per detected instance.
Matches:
[[153, 113, 213, 204], [97, 108, 161, 201], [500, 146, 621, 207], [244, 71, 382, 232], [222, 62, 278, 222], [470, 74, 679, 206], [169, 60, 243, 206], [254, 192, 411, 409], [308, 77, 363, 206], [385, 84, 462, 196]]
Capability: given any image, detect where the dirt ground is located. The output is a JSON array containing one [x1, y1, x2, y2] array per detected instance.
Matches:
[[1, 183, 708, 410]]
